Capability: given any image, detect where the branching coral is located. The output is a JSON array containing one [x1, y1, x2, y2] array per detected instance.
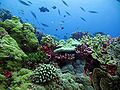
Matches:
[[30, 64, 59, 84]]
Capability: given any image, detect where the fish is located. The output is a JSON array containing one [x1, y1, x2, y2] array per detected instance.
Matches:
[[61, 27, 64, 30], [61, 0, 69, 7], [61, 21, 64, 23], [80, 17, 86, 22], [117, 0, 120, 3], [56, 29, 58, 31], [65, 11, 71, 16], [41, 23, 49, 27], [63, 15, 66, 17], [27, 1, 32, 4], [66, 33, 68, 35], [18, 10, 24, 14], [60, 21, 64, 25], [0, 2, 1, 5], [52, 6, 57, 9], [58, 9, 61, 15], [88, 11, 98, 14], [18, 0, 30, 6], [39, 7, 49, 12], [30, 11, 37, 19], [80, 7, 85, 12], [63, 35, 68, 39]]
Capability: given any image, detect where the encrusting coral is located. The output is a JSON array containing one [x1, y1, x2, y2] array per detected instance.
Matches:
[[0, 27, 27, 61], [0, 16, 39, 52], [10, 68, 32, 90]]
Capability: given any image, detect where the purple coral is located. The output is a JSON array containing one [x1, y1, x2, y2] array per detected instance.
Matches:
[[75, 44, 92, 59], [71, 32, 88, 40]]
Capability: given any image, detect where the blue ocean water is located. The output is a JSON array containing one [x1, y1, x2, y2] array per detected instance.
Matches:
[[0, 0, 120, 39]]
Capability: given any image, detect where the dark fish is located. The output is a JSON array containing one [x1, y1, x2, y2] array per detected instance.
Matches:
[[117, 0, 120, 3], [18, 10, 24, 14], [80, 17, 86, 22], [30, 11, 37, 19], [63, 15, 66, 17], [66, 33, 68, 35], [61, 27, 64, 30], [88, 11, 98, 14], [39, 7, 49, 12], [63, 35, 68, 39], [61, 0, 69, 7], [41, 28, 45, 30], [0, 2, 1, 5], [58, 9, 61, 15], [56, 29, 58, 31], [54, 34, 60, 38], [80, 7, 85, 12], [65, 11, 71, 16], [61, 21, 64, 23], [41, 23, 49, 27], [27, 1, 32, 4], [18, 0, 30, 6], [52, 6, 57, 9]]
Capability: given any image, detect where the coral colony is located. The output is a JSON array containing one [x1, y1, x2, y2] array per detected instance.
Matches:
[[0, 15, 120, 90]]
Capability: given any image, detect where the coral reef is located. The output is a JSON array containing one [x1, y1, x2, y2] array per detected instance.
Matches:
[[0, 15, 120, 90]]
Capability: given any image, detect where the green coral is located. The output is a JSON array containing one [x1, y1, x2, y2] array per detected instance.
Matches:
[[27, 51, 46, 63], [107, 37, 120, 65], [30, 64, 59, 84], [0, 27, 27, 61], [41, 34, 59, 47], [0, 16, 39, 52], [0, 74, 7, 90], [10, 68, 32, 90], [0, 27, 8, 38], [59, 73, 83, 90], [79, 34, 112, 64]]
